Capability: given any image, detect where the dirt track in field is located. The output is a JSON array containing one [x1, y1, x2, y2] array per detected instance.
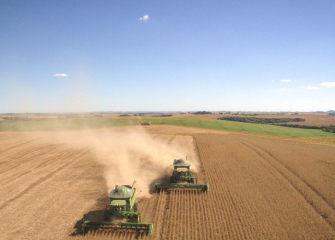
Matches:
[[1, 126, 335, 239]]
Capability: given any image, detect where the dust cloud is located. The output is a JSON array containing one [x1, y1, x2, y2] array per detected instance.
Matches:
[[54, 127, 195, 197], [3, 69, 198, 198]]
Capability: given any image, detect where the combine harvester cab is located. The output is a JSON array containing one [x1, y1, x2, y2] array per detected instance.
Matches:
[[81, 180, 153, 236], [155, 158, 209, 192]]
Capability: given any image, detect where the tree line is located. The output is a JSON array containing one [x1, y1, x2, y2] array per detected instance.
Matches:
[[217, 116, 335, 133], [217, 116, 305, 124], [153, 114, 173, 117], [194, 111, 212, 115], [276, 124, 335, 133]]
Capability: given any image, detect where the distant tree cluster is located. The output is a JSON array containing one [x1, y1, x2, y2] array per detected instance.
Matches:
[[277, 124, 335, 133], [1, 117, 63, 121], [217, 116, 305, 124], [2, 116, 29, 121], [241, 114, 258, 116], [153, 114, 172, 117], [118, 114, 131, 117], [329, 113, 335, 116], [218, 116, 335, 134], [322, 125, 335, 133], [194, 111, 212, 115], [2, 116, 49, 121], [276, 124, 320, 129]]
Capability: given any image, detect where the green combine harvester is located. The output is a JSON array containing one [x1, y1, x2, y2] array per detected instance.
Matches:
[[155, 158, 209, 192], [81, 180, 153, 236]]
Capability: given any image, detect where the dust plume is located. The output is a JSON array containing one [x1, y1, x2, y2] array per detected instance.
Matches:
[[54, 127, 197, 197]]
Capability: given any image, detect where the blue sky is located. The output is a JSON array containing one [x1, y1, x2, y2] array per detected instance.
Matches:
[[1, 0, 334, 113]]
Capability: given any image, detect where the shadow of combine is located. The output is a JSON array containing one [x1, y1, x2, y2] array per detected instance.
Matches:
[[69, 195, 108, 236], [148, 174, 171, 194]]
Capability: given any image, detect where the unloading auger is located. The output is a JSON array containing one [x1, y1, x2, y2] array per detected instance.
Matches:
[[81, 180, 153, 236]]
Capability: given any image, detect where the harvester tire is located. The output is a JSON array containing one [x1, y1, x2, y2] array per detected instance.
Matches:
[[103, 210, 110, 221], [134, 202, 138, 212]]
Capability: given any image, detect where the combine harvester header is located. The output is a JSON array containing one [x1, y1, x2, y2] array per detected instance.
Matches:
[[155, 158, 209, 192], [82, 180, 153, 236]]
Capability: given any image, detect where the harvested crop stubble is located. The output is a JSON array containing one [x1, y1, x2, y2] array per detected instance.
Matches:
[[0, 129, 200, 240]]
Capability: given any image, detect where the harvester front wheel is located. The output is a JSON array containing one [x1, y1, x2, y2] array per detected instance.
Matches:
[[103, 210, 110, 221], [134, 202, 138, 212]]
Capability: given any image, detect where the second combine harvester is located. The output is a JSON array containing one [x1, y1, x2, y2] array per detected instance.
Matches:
[[155, 158, 209, 192]]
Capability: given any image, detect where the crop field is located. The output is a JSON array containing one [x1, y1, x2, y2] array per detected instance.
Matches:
[[1, 116, 335, 139], [1, 126, 335, 239]]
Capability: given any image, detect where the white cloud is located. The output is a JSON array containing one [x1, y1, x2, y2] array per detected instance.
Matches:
[[139, 14, 149, 22], [320, 81, 335, 87], [280, 79, 292, 83], [53, 73, 68, 78], [305, 85, 319, 90]]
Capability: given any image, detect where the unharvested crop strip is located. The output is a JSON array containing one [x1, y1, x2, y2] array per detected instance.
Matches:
[[210, 169, 226, 239], [222, 155, 252, 240], [196, 144, 214, 239], [216, 163, 232, 239], [192, 136, 208, 183], [237, 140, 292, 238], [195, 137, 249, 239], [201, 145, 228, 238], [242, 141, 335, 231]]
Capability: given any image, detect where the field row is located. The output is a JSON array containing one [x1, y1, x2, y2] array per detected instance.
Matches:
[[1, 128, 335, 239], [195, 134, 335, 239], [82, 133, 335, 239]]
